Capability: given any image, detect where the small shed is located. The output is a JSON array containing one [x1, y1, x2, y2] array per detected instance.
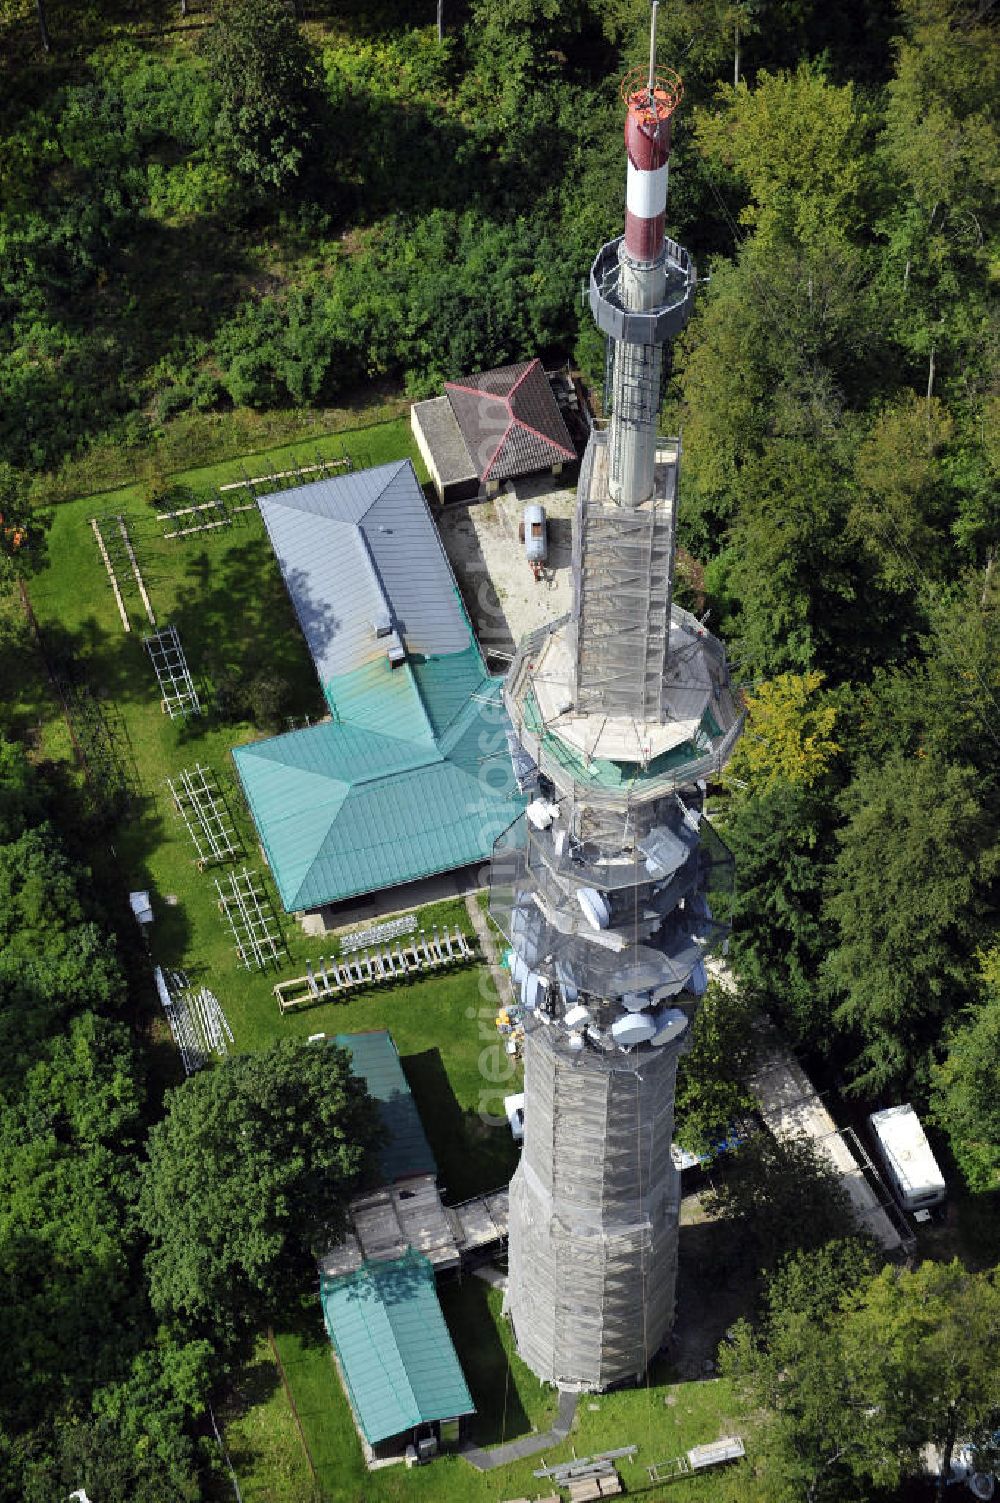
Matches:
[[412, 359, 576, 503], [321, 1249, 474, 1456]]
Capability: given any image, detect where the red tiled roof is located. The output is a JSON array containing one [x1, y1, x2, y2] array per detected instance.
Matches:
[[444, 360, 576, 483]]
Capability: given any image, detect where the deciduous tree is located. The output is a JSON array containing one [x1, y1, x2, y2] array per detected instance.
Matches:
[[674, 979, 756, 1156], [202, 0, 327, 193], [844, 1261, 1000, 1501], [694, 62, 867, 251], [139, 1040, 380, 1334], [704, 1132, 853, 1276], [725, 670, 840, 799]]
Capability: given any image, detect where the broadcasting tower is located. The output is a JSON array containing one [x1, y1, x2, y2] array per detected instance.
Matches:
[[490, 4, 744, 1391]]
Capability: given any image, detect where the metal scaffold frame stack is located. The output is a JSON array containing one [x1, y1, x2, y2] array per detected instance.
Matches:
[[90, 512, 157, 632], [507, 1023, 682, 1388], [167, 763, 240, 866], [215, 868, 282, 970], [156, 454, 360, 539], [144, 623, 201, 718], [572, 434, 678, 720], [153, 967, 235, 1075]]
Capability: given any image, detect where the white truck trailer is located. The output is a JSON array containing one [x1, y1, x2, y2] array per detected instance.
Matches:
[[868, 1104, 946, 1213]]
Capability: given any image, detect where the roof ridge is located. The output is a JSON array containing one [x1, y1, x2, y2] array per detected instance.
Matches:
[[481, 413, 517, 486], [355, 457, 410, 522], [510, 412, 576, 461], [353, 1259, 422, 1432], [506, 356, 539, 401]]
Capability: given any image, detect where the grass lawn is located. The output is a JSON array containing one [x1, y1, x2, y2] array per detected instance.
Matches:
[[244, 1289, 753, 1503], [218, 1337, 323, 1503]]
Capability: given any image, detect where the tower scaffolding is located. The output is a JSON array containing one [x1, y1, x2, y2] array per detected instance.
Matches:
[[215, 868, 282, 969], [167, 763, 240, 866], [492, 2, 745, 1393], [144, 624, 201, 718]]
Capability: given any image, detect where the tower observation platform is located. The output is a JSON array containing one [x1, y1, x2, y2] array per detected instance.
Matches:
[[489, 4, 744, 1392]]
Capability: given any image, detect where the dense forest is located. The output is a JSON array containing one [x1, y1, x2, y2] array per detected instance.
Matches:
[[1, 0, 998, 1497]]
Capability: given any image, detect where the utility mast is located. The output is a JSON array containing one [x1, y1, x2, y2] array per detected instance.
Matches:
[[490, 4, 744, 1390]]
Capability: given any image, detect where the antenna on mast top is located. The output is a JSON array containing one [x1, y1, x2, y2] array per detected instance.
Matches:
[[648, 1, 659, 98]]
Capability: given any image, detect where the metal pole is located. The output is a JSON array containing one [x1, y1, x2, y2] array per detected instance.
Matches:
[[648, 1, 658, 96]]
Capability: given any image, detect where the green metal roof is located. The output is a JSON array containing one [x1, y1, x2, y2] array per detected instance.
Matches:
[[333, 1031, 436, 1184], [233, 662, 523, 912], [232, 458, 525, 913], [321, 1250, 474, 1445]]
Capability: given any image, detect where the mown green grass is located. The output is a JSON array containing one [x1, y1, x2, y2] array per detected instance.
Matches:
[[220, 1337, 323, 1503], [46, 396, 419, 507], [257, 1291, 752, 1503]]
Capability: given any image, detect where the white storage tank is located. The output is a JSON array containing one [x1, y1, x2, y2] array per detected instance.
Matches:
[[521, 503, 548, 564]]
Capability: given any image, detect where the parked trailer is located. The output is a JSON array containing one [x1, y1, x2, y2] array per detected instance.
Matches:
[[868, 1103, 946, 1212]]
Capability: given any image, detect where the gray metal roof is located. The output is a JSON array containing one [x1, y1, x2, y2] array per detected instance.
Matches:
[[258, 460, 472, 687]]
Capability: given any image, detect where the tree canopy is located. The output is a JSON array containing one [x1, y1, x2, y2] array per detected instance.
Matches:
[[821, 752, 998, 1093], [722, 1253, 1000, 1502], [931, 948, 1000, 1192], [202, 0, 327, 194], [139, 1039, 380, 1334], [0, 726, 208, 1502]]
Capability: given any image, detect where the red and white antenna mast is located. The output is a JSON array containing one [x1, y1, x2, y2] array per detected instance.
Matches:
[[589, 0, 692, 510]]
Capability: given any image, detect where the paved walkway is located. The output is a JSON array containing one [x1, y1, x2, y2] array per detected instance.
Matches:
[[465, 892, 514, 1008], [462, 1389, 578, 1471]]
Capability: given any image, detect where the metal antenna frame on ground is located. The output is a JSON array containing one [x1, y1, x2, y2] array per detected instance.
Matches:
[[144, 623, 202, 718], [216, 450, 355, 517], [167, 763, 240, 866], [215, 867, 282, 970], [90, 512, 157, 627], [59, 677, 141, 812]]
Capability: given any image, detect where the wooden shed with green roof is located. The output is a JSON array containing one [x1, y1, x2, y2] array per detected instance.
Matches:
[[320, 1249, 474, 1455]]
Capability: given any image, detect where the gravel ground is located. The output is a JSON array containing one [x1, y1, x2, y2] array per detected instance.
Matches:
[[436, 475, 577, 664]]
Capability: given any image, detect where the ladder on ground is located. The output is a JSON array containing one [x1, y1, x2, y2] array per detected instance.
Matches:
[[647, 1436, 745, 1483]]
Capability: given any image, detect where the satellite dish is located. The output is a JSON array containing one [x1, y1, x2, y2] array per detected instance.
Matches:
[[688, 959, 708, 995], [577, 888, 610, 930], [649, 1007, 689, 1047], [611, 1013, 657, 1047], [621, 990, 652, 1012], [526, 799, 556, 830]]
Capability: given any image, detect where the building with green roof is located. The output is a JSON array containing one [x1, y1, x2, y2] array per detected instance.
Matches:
[[232, 459, 524, 914], [333, 1031, 435, 1186], [321, 1249, 474, 1451]]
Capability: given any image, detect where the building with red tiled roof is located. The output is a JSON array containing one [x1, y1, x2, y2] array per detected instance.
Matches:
[[411, 359, 577, 503]]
